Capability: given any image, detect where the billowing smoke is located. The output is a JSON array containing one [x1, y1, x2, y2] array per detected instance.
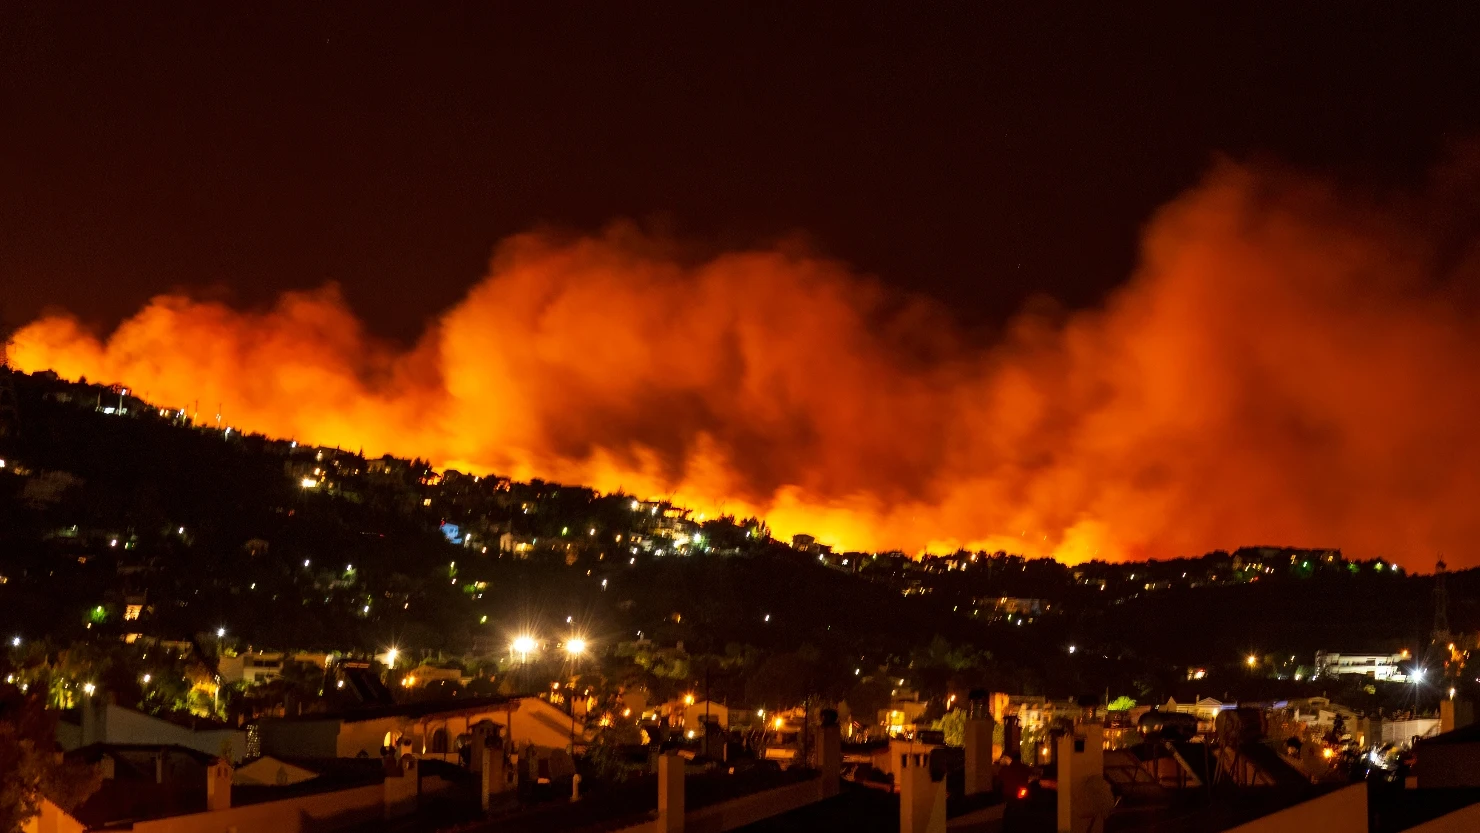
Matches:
[[14, 161, 1480, 568]]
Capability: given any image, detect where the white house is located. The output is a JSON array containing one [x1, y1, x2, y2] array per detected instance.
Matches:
[[257, 695, 577, 762], [1313, 651, 1409, 682]]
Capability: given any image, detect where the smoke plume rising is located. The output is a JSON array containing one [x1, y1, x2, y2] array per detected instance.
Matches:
[[14, 161, 1480, 568]]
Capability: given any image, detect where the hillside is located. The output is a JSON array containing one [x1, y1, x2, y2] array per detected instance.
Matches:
[[0, 370, 1471, 712]]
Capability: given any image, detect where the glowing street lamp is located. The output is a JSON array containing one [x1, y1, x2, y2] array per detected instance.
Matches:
[[385, 648, 399, 669], [511, 636, 537, 662], [1246, 655, 1258, 668], [565, 637, 588, 657]]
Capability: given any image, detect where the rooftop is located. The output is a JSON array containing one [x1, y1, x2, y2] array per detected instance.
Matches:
[[264, 694, 519, 724], [1417, 722, 1480, 746]]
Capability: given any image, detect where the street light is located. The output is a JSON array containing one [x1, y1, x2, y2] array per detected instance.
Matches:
[[562, 637, 589, 751], [385, 648, 399, 669], [511, 635, 536, 661], [1246, 655, 1258, 667]]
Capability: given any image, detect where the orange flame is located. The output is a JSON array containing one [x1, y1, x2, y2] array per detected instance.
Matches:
[[14, 162, 1480, 567]]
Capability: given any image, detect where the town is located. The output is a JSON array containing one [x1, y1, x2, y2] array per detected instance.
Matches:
[[5, 369, 1480, 833]]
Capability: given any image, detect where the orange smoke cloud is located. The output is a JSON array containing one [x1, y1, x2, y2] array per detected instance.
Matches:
[[14, 161, 1480, 568]]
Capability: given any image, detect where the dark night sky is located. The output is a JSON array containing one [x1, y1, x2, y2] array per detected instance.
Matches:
[[3, 3, 1479, 342]]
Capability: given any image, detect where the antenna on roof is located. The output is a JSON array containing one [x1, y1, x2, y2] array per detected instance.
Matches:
[[1433, 555, 1451, 643]]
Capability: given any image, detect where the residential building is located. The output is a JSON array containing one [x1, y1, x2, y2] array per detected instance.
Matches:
[[25, 743, 420, 833], [1163, 697, 1232, 733], [59, 701, 249, 764], [1416, 704, 1480, 788], [256, 695, 576, 764], [1313, 650, 1409, 682], [218, 651, 331, 685], [681, 700, 731, 730]]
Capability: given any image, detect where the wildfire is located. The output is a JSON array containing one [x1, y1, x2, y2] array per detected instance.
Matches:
[[14, 161, 1480, 568]]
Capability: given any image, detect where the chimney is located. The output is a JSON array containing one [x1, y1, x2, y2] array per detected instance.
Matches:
[[1002, 715, 1021, 761], [818, 709, 841, 799], [964, 689, 995, 795], [383, 756, 418, 819], [1057, 723, 1111, 833], [1440, 699, 1473, 735], [206, 759, 232, 812], [82, 698, 108, 746], [898, 746, 945, 833], [657, 751, 684, 833]]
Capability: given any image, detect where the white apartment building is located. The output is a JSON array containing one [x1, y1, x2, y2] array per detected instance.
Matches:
[[1314, 651, 1409, 682]]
